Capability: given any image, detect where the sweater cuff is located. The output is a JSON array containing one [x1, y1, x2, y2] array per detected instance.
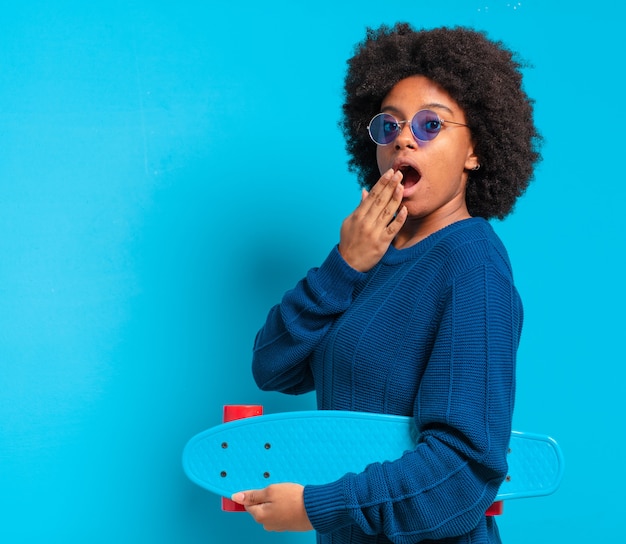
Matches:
[[308, 246, 366, 310], [303, 478, 354, 534]]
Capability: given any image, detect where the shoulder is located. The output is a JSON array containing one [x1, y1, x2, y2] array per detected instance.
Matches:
[[431, 218, 514, 279]]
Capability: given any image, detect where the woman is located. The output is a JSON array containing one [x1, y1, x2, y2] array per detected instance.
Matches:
[[231, 23, 542, 544]]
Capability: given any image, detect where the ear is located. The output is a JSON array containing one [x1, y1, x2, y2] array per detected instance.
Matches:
[[464, 150, 480, 172]]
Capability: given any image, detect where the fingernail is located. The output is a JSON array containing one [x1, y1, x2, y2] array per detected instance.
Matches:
[[231, 492, 245, 503]]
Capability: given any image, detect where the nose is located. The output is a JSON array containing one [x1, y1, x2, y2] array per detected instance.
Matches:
[[395, 121, 417, 149]]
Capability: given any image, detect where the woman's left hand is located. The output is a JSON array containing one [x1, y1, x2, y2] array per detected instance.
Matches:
[[230, 483, 314, 532]]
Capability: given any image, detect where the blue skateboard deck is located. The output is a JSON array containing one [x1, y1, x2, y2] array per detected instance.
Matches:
[[183, 410, 563, 503]]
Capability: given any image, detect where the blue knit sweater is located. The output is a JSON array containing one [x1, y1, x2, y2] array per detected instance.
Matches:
[[252, 218, 522, 544]]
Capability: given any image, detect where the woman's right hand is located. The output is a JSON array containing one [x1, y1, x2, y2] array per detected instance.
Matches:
[[338, 169, 407, 272]]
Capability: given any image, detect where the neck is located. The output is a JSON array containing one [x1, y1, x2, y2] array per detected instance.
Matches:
[[393, 207, 472, 249]]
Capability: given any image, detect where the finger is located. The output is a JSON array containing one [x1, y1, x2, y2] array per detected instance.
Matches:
[[231, 489, 265, 506], [385, 205, 408, 236], [367, 170, 403, 215], [358, 169, 397, 214], [243, 502, 267, 526], [367, 174, 403, 230], [230, 492, 247, 505]]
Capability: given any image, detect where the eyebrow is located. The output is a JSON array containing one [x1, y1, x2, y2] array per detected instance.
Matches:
[[381, 102, 455, 116]]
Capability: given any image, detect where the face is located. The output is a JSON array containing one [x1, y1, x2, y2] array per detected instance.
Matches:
[[375, 75, 479, 236]]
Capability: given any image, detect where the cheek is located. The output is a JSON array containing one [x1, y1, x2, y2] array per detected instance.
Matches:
[[376, 146, 388, 175]]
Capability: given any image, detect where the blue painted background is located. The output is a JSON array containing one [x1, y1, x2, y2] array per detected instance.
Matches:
[[1, 1, 624, 542]]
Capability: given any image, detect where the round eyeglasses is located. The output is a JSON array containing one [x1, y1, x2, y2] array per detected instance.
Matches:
[[367, 110, 470, 146]]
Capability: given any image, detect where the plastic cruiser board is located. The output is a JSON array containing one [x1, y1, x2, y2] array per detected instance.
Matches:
[[183, 407, 563, 514]]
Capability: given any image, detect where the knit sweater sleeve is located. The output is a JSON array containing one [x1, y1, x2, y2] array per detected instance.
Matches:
[[251, 245, 366, 395], [303, 262, 521, 543]]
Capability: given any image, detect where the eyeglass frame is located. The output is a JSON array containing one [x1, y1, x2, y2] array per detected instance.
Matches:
[[367, 109, 470, 146]]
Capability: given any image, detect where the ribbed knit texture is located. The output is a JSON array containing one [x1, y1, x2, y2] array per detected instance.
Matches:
[[252, 218, 521, 544]]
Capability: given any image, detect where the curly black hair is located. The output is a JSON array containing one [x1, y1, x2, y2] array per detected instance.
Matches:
[[342, 23, 542, 220]]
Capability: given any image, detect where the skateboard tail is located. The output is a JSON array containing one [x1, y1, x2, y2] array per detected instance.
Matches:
[[500, 430, 564, 500]]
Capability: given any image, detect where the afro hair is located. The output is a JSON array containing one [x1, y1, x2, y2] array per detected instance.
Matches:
[[341, 23, 542, 219]]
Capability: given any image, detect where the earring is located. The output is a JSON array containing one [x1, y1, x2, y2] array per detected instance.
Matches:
[[472, 164, 481, 171]]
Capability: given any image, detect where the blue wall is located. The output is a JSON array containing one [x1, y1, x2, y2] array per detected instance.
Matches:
[[1, 1, 623, 542]]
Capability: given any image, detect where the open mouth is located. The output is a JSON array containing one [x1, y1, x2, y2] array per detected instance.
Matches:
[[397, 165, 421, 189]]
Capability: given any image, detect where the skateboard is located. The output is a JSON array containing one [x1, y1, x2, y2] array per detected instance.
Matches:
[[183, 406, 563, 515]]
